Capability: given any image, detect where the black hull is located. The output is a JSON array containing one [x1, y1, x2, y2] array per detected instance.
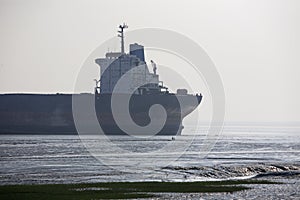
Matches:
[[0, 93, 202, 135]]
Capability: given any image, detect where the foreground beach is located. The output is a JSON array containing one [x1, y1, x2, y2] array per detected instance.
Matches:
[[0, 179, 281, 199]]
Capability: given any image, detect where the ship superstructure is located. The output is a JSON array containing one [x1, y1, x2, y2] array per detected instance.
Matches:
[[95, 24, 166, 95]]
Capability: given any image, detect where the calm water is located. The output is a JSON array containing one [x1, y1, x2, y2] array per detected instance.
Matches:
[[0, 125, 299, 185]]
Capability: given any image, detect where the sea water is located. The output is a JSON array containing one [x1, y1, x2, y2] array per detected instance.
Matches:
[[0, 124, 299, 184], [0, 124, 299, 198]]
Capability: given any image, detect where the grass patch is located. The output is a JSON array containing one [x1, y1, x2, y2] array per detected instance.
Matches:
[[0, 180, 280, 199]]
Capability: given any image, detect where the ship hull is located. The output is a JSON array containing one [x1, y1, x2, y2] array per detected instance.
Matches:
[[0, 93, 201, 135]]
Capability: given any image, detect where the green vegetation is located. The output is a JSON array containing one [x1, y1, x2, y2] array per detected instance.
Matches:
[[0, 180, 279, 199]]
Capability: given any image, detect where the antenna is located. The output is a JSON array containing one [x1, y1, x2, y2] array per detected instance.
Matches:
[[94, 79, 100, 86], [118, 23, 128, 54], [94, 79, 100, 94]]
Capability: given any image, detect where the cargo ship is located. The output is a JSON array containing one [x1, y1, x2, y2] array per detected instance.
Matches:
[[0, 24, 202, 135]]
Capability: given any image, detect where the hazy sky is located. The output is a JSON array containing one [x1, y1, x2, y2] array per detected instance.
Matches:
[[0, 0, 299, 123]]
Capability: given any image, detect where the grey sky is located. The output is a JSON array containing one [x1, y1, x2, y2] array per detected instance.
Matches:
[[0, 0, 299, 123]]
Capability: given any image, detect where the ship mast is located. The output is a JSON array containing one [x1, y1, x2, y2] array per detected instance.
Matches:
[[118, 23, 128, 54]]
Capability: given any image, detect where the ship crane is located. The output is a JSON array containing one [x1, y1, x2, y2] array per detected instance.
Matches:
[[118, 23, 128, 54], [150, 60, 157, 75]]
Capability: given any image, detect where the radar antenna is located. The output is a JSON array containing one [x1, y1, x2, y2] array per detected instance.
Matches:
[[118, 23, 128, 54]]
